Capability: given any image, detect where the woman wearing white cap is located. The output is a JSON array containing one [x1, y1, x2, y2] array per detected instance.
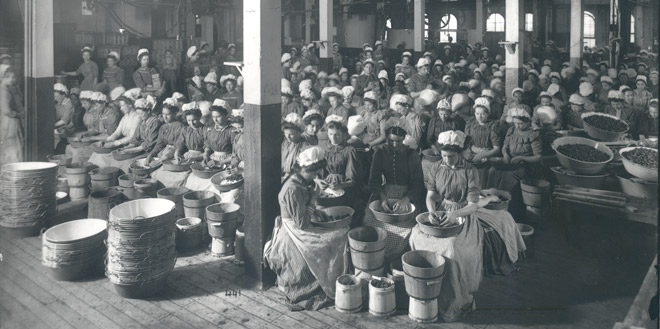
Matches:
[[297, 46, 312, 71], [0, 65, 24, 164], [603, 90, 638, 130], [408, 59, 432, 98], [133, 49, 166, 97], [325, 87, 351, 122], [355, 59, 378, 97], [186, 72, 205, 102], [104, 91, 143, 148], [358, 91, 388, 147], [85, 92, 123, 143], [54, 83, 75, 135], [264, 146, 349, 311], [184, 45, 201, 79], [281, 117, 311, 178], [61, 46, 98, 91], [562, 93, 589, 129], [633, 75, 654, 112], [635, 99, 658, 139], [425, 99, 466, 149], [202, 100, 234, 163], [173, 108, 205, 161], [464, 98, 502, 181], [301, 110, 323, 146], [395, 51, 415, 80], [120, 97, 163, 155], [501, 88, 532, 125], [102, 52, 125, 90], [203, 72, 222, 102], [281, 86, 305, 119], [318, 120, 361, 210], [145, 101, 185, 164], [487, 108, 542, 220], [649, 70, 659, 99]]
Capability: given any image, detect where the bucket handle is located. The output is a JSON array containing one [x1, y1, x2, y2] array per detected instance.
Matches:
[[39, 227, 47, 239]]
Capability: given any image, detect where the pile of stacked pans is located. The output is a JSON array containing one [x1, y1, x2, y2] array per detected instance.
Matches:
[[0, 162, 59, 237], [106, 198, 177, 299], [42, 219, 107, 281]]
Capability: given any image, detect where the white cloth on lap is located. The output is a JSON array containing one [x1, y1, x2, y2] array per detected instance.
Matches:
[[88, 152, 146, 174], [150, 167, 190, 188]]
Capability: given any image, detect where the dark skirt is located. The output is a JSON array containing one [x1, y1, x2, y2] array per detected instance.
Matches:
[[481, 222, 515, 276]]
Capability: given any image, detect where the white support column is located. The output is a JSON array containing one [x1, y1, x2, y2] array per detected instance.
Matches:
[[570, 0, 583, 67], [505, 0, 524, 103], [319, 0, 333, 73], [305, 0, 312, 45], [200, 16, 214, 50], [413, 0, 425, 55], [242, 0, 281, 288], [24, 0, 55, 161], [475, 0, 485, 45]]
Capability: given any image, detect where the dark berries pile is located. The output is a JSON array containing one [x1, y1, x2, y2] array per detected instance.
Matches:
[[583, 115, 628, 132], [622, 148, 658, 169], [371, 280, 392, 289], [557, 144, 610, 162]]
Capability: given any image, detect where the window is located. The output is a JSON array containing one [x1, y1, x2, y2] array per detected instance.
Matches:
[[583, 11, 596, 48], [486, 13, 505, 32], [439, 14, 457, 43], [425, 16, 429, 39], [525, 13, 534, 32], [630, 15, 635, 43]]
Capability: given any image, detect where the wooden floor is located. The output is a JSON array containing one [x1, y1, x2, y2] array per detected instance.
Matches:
[[0, 206, 657, 329]]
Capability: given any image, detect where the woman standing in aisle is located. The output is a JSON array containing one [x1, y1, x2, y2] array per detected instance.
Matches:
[[133, 49, 166, 97], [62, 46, 98, 91], [0, 65, 24, 164], [102, 52, 125, 90]]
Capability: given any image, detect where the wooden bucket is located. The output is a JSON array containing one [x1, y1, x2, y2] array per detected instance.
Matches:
[[65, 163, 93, 187], [348, 226, 387, 272], [408, 297, 438, 323], [88, 189, 128, 220], [183, 191, 216, 220], [175, 217, 204, 251], [402, 251, 446, 300], [368, 278, 396, 317], [335, 274, 362, 313], [211, 236, 235, 256], [517, 223, 535, 259], [69, 186, 89, 200], [89, 167, 120, 192], [521, 179, 551, 207], [387, 260, 409, 309], [157, 187, 190, 219]]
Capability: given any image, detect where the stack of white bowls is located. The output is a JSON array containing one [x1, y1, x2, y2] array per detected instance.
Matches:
[[106, 198, 177, 299]]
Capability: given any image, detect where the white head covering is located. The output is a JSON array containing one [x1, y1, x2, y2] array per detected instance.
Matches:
[[79, 90, 93, 100], [342, 86, 354, 98], [579, 82, 593, 97], [145, 95, 156, 109], [547, 83, 560, 96], [437, 131, 466, 148], [347, 115, 367, 136], [172, 92, 185, 101], [109, 86, 125, 101], [535, 106, 558, 125], [317, 71, 328, 80], [299, 79, 313, 92], [134, 98, 150, 110], [198, 101, 211, 117], [325, 114, 345, 124], [323, 86, 343, 99], [418, 89, 439, 106], [163, 97, 178, 107], [297, 146, 326, 167], [212, 98, 229, 109], [473, 97, 491, 112], [281, 78, 291, 89], [122, 88, 142, 102], [300, 89, 315, 100], [281, 53, 292, 63], [569, 93, 585, 105], [608, 90, 624, 100], [220, 74, 237, 86], [363, 91, 378, 102], [508, 108, 531, 120], [415, 58, 429, 68], [389, 94, 412, 110], [137, 48, 149, 60], [186, 46, 198, 58], [395, 73, 406, 82], [378, 70, 389, 80], [281, 86, 294, 97], [204, 72, 218, 84], [481, 89, 495, 98], [92, 92, 107, 103], [303, 109, 322, 119], [181, 102, 199, 112], [231, 109, 244, 118], [339, 67, 349, 76], [192, 76, 203, 88], [107, 51, 121, 61], [437, 99, 452, 111], [54, 83, 68, 94], [284, 112, 303, 128]]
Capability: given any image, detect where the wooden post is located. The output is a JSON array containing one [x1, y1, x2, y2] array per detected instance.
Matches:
[[319, 0, 333, 73], [200, 16, 214, 50], [305, 0, 312, 45], [413, 0, 425, 57], [242, 0, 281, 289], [619, 0, 632, 54], [24, 0, 54, 161], [532, 0, 546, 45], [570, 0, 584, 67], [505, 0, 525, 104]]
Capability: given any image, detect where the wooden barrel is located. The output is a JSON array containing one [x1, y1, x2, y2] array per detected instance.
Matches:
[[335, 274, 362, 313], [157, 187, 190, 219], [47, 155, 72, 176], [183, 191, 216, 220], [368, 278, 396, 317], [387, 260, 409, 309], [520, 179, 551, 207], [211, 236, 235, 256], [408, 297, 438, 324], [89, 167, 120, 192], [402, 250, 446, 300], [69, 186, 89, 200], [65, 162, 94, 187], [348, 226, 387, 272], [88, 189, 128, 220]]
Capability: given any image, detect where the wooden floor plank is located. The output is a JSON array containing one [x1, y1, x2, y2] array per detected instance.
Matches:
[[6, 237, 137, 329], [0, 286, 46, 329]]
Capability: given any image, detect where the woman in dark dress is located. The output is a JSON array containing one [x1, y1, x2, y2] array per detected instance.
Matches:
[[62, 46, 98, 91], [264, 146, 349, 310], [426, 99, 466, 152], [464, 97, 502, 188], [363, 126, 425, 263], [145, 104, 185, 163], [120, 97, 163, 155], [133, 49, 166, 97], [174, 109, 206, 161]]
